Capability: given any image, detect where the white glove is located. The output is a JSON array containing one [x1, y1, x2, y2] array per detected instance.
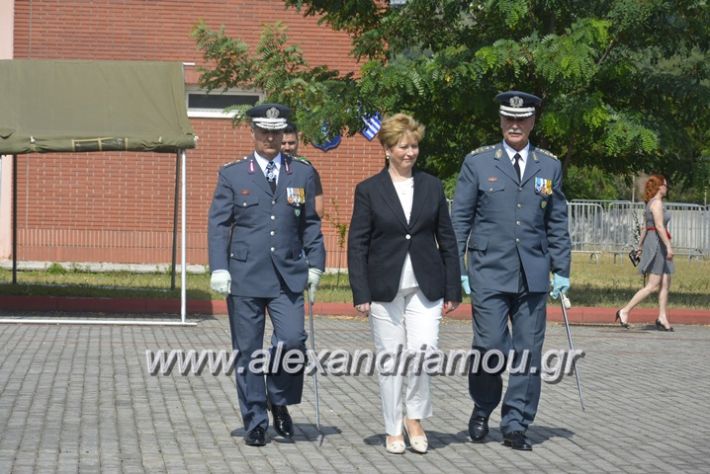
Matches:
[[550, 273, 570, 300], [210, 270, 231, 295], [461, 275, 471, 295], [308, 268, 323, 294]]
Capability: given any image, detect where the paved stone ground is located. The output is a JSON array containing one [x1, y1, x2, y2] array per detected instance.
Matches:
[[0, 312, 709, 473]]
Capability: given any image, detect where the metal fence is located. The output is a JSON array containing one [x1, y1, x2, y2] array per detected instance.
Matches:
[[568, 200, 709, 259], [447, 199, 709, 260]]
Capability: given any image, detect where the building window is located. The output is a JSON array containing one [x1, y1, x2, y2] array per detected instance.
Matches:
[[186, 87, 262, 118]]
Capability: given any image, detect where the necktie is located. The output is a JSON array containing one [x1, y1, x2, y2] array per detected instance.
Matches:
[[513, 153, 522, 182], [265, 161, 277, 192]]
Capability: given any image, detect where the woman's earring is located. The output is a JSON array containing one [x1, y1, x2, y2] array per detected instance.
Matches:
[[385, 154, 391, 160]]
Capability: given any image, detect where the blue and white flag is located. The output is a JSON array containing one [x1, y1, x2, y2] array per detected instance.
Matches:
[[312, 122, 341, 152], [360, 112, 382, 141]]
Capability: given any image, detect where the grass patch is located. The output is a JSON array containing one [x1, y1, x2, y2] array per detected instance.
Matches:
[[0, 268, 353, 302], [0, 255, 708, 309], [565, 253, 710, 308], [0, 268, 200, 299]]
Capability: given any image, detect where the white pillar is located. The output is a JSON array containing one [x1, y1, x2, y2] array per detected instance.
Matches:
[[0, 0, 15, 259], [0, 1, 12, 58]]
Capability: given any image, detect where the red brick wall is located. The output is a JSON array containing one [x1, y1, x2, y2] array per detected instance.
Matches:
[[11, 0, 384, 267]]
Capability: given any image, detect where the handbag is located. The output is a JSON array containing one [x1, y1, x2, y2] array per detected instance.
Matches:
[[628, 249, 641, 267]]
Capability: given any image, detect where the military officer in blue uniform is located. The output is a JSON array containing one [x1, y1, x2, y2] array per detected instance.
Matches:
[[451, 91, 571, 451], [208, 103, 326, 446]]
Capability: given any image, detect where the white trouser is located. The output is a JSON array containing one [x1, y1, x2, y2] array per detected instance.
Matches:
[[369, 286, 443, 436]]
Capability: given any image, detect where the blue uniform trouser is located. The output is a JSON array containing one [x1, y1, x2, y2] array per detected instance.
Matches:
[[227, 289, 307, 433], [468, 277, 547, 434]]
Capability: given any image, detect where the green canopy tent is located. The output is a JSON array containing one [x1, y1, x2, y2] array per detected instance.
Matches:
[[0, 59, 197, 325]]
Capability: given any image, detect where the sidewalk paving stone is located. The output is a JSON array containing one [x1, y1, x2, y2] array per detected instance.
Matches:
[[0, 312, 709, 473]]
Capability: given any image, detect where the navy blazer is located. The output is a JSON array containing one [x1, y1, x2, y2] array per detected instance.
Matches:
[[347, 168, 462, 306], [208, 153, 325, 298], [451, 142, 570, 293]]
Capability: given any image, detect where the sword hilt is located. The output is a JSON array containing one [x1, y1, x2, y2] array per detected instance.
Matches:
[[561, 293, 571, 309]]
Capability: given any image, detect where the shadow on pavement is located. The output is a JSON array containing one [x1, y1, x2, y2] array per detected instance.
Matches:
[[230, 423, 342, 443], [362, 425, 574, 450], [528, 426, 575, 443]]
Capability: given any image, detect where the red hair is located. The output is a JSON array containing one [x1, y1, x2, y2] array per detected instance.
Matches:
[[643, 174, 666, 202]]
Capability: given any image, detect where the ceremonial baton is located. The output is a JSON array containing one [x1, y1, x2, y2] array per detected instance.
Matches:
[[306, 287, 325, 444], [560, 293, 586, 411]]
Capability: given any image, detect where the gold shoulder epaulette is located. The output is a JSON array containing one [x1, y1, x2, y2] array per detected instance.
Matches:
[[469, 145, 495, 156], [535, 148, 558, 160], [293, 155, 312, 166], [222, 156, 248, 167]]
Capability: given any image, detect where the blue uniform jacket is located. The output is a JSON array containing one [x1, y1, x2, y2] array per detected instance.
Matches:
[[451, 142, 570, 293], [208, 153, 326, 298]]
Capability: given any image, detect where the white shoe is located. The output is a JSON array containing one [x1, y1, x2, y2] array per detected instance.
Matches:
[[403, 418, 428, 454], [385, 435, 406, 454]]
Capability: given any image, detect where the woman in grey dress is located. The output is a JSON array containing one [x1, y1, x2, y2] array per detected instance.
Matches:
[[616, 174, 674, 331]]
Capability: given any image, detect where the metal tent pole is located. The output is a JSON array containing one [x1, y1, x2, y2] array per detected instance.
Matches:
[[12, 154, 17, 285], [180, 150, 187, 323], [170, 151, 180, 290]]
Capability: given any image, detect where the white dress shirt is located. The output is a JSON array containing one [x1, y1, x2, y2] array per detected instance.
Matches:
[[502, 141, 530, 179], [392, 177, 418, 290], [254, 151, 282, 185]]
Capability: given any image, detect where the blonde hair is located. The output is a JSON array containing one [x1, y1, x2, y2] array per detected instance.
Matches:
[[643, 174, 666, 202], [377, 113, 425, 149]]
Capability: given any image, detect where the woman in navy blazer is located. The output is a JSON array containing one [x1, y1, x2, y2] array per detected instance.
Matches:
[[348, 113, 461, 454]]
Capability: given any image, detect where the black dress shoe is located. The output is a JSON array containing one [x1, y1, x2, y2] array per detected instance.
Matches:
[[503, 431, 532, 451], [271, 404, 294, 438], [468, 413, 489, 443], [615, 310, 630, 329], [655, 320, 674, 332], [245, 427, 267, 446]]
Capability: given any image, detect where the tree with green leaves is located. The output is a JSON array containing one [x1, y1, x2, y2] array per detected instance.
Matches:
[[193, 0, 709, 199]]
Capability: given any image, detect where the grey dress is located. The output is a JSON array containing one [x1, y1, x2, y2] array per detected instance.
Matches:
[[638, 198, 674, 275]]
